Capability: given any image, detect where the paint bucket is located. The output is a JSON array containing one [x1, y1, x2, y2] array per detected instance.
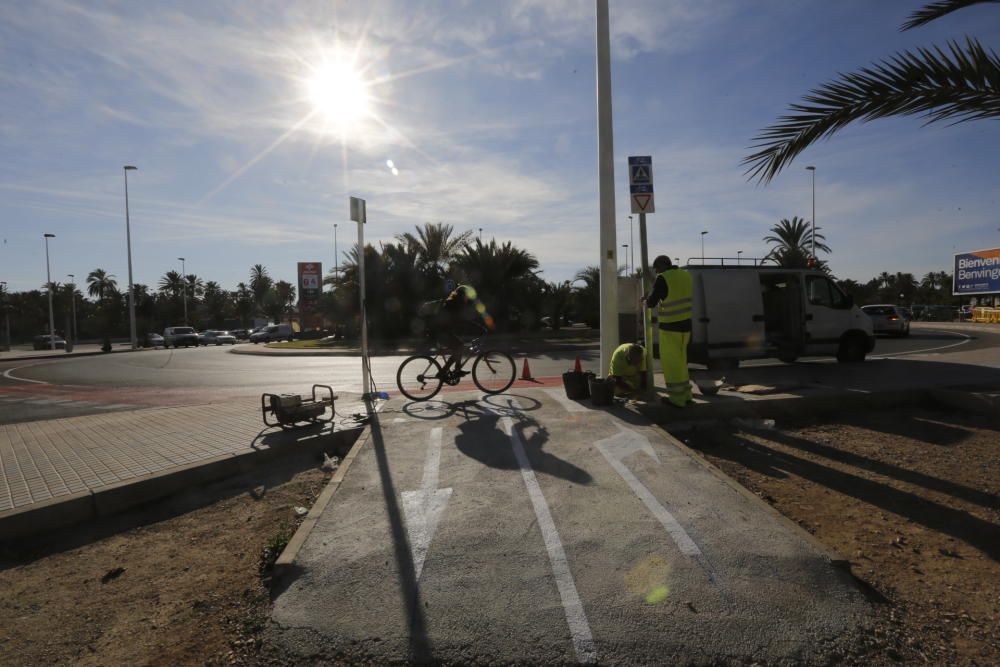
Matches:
[[562, 371, 594, 400], [588, 377, 614, 406]]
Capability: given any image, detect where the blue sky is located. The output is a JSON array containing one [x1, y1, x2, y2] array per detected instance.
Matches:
[[2, 0, 999, 293]]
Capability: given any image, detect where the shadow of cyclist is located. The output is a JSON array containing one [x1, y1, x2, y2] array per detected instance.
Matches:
[[453, 401, 593, 485]]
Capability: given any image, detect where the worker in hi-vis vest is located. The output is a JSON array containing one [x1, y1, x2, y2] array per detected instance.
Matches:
[[643, 255, 693, 407]]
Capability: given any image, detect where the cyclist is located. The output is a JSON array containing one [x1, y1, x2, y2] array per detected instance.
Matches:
[[433, 276, 493, 375]]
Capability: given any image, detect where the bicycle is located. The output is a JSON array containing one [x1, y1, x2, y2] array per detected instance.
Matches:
[[396, 326, 517, 401]]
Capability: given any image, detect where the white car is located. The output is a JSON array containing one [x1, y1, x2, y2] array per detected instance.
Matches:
[[200, 330, 237, 345], [146, 333, 165, 347], [861, 305, 910, 337]]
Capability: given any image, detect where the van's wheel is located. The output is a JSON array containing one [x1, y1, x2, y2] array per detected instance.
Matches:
[[837, 333, 867, 363]]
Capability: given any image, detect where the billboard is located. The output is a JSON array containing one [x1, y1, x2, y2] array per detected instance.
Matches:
[[298, 262, 323, 328], [953, 248, 1000, 295]]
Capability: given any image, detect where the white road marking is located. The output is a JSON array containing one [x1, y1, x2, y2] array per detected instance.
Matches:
[[494, 398, 597, 664], [2, 367, 48, 384], [597, 424, 703, 557], [870, 331, 972, 358], [400, 426, 452, 580], [96, 404, 135, 410], [542, 387, 589, 413]]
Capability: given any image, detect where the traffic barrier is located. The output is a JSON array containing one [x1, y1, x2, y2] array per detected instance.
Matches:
[[972, 307, 1000, 323]]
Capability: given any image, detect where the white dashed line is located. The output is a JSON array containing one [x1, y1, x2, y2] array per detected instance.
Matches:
[[493, 398, 596, 664]]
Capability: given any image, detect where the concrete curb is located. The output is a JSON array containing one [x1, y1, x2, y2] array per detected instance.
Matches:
[[271, 423, 372, 590], [230, 341, 599, 358], [0, 426, 363, 541], [0, 347, 143, 363]]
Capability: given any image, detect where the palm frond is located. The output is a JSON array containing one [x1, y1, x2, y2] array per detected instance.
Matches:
[[901, 0, 999, 31], [743, 38, 1000, 184]]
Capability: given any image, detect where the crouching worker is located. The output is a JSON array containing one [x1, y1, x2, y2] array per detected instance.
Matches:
[[608, 343, 647, 397]]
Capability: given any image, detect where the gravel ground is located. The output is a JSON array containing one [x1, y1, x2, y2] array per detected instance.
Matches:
[[681, 407, 999, 666], [0, 454, 332, 666]]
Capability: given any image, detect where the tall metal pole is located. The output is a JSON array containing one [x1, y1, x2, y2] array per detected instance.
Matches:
[[333, 223, 338, 285], [806, 165, 816, 260], [178, 257, 187, 324], [67, 274, 77, 342], [622, 244, 629, 274], [44, 234, 56, 349], [629, 215, 634, 279], [595, 0, 619, 373], [701, 231, 708, 261], [124, 165, 138, 349], [638, 213, 654, 396]]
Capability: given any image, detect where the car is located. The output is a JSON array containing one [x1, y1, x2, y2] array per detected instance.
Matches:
[[163, 326, 199, 348], [200, 330, 237, 345], [959, 305, 973, 321], [33, 334, 67, 350], [861, 304, 910, 337], [230, 328, 249, 340], [249, 323, 294, 343], [146, 333, 165, 347]]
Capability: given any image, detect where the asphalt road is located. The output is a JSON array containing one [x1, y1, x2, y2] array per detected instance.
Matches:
[[1, 325, 995, 425]]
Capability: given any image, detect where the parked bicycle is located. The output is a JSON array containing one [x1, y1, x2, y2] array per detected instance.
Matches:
[[396, 326, 516, 401]]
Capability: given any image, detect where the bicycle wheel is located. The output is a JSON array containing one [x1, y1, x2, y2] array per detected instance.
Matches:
[[472, 350, 516, 394], [397, 355, 444, 401]]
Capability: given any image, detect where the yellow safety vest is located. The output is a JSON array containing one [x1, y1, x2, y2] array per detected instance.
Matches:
[[657, 268, 693, 323]]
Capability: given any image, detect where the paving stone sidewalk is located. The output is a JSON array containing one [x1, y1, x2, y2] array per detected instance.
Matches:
[[0, 399, 362, 515]]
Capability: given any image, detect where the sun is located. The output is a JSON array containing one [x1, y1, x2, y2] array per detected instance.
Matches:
[[306, 61, 372, 128]]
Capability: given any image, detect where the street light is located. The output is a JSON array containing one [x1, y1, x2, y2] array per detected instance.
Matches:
[[44, 234, 56, 349], [178, 257, 187, 324], [333, 223, 338, 286], [124, 165, 138, 349], [67, 274, 77, 343], [622, 244, 629, 274], [806, 166, 816, 261], [737, 250, 743, 266], [0, 281, 8, 352], [700, 231, 708, 261]]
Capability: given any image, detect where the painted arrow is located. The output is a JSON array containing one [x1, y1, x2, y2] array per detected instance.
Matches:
[[401, 426, 453, 580], [596, 424, 703, 558]]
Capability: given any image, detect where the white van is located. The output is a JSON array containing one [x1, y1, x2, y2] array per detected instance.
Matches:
[[685, 266, 874, 369], [249, 323, 294, 344]]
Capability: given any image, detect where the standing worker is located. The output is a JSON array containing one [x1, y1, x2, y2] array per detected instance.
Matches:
[[644, 255, 693, 407]]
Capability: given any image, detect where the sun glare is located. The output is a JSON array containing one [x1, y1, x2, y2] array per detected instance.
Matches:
[[307, 61, 371, 128]]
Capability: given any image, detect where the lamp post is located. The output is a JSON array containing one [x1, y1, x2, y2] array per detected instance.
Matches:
[[0, 281, 8, 352], [700, 231, 708, 261], [737, 250, 743, 266], [478, 227, 483, 241], [806, 165, 816, 261], [178, 257, 187, 324], [333, 223, 338, 286], [622, 244, 629, 275], [44, 234, 56, 349], [67, 274, 77, 343], [123, 165, 138, 349]]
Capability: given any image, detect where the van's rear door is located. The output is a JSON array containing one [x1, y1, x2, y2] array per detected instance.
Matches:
[[695, 270, 766, 360]]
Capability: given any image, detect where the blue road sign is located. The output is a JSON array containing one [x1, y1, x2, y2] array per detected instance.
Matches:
[[630, 184, 653, 194], [628, 156, 652, 166], [630, 164, 651, 184]]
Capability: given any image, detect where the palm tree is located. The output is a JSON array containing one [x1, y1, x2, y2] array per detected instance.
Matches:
[[86, 269, 117, 302], [234, 282, 254, 327], [249, 264, 273, 312], [453, 239, 540, 331], [184, 274, 205, 300], [274, 280, 296, 312], [158, 270, 185, 296], [572, 266, 601, 327], [397, 223, 473, 280], [763, 217, 832, 268], [744, 1, 1000, 183]]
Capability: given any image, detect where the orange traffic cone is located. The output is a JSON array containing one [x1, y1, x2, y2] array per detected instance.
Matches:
[[573, 356, 583, 373], [521, 358, 534, 380]]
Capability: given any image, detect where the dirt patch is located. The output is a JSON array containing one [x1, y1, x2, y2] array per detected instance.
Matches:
[[681, 407, 999, 666], [0, 454, 333, 666]]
